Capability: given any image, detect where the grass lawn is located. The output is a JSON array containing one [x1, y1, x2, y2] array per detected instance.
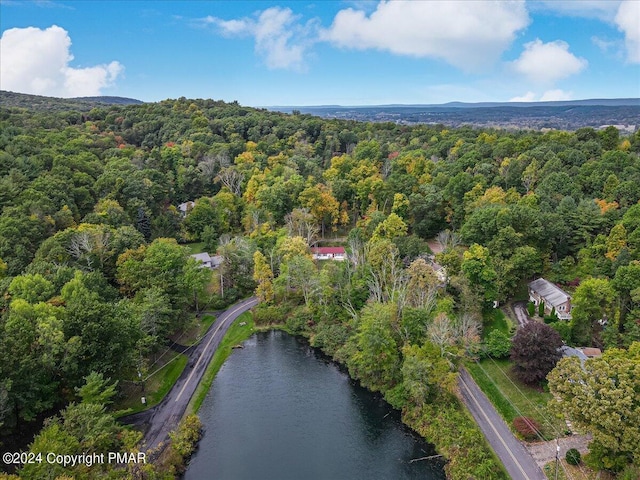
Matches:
[[466, 358, 566, 440], [543, 460, 615, 480], [114, 351, 188, 417], [174, 314, 218, 346], [187, 311, 255, 414], [183, 242, 205, 254], [482, 308, 513, 339]]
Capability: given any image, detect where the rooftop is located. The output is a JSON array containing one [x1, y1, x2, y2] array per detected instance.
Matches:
[[191, 252, 211, 262], [529, 278, 571, 308], [311, 247, 345, 254]]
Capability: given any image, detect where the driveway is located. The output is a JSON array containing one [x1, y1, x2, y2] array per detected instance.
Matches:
[[121, 297, 259, 455], [458, 368, 546, 480]]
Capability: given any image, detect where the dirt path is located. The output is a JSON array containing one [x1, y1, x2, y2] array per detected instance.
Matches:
[[525, 435, 592, 468], [426, 238, 444, 254]]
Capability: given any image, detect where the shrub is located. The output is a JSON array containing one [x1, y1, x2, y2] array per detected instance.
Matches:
[[513, 416, 541, 440], [549, 321, 572, 342], [565, 448, 581, 465], [166, 414, 203, 474], [285, 307, 313, 334], [484, 329, 512, 359], [538, 301, 545, 317], [253, 304, 289, 325], [527, 302, 535, 317]]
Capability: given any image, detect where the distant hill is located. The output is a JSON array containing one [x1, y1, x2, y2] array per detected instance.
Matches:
[[0, 91, 143, 111], [271, 98, 640, 110], [270, 99, 640, 131], [1, 91, 637, 131], [71, 95, 143, 105]]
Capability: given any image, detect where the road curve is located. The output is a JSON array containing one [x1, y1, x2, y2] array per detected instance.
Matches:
[[128, 297, 260, 454], [458, 367, 547, 480]]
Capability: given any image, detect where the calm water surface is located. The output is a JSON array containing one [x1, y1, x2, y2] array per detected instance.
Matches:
[[185, 330, 446, 480]]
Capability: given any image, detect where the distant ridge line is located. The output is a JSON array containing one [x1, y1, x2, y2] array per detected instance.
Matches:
[[268, 98, 639, 110]]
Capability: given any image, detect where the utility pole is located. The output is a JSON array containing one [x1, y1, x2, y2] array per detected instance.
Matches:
[[555, 438, 560, 480]]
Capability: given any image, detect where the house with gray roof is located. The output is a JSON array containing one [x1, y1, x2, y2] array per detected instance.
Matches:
[[559, 345, 587, 362], [190, 252, 223, 269], [177, 201, 195, 217], [528, 278, 572, 320]]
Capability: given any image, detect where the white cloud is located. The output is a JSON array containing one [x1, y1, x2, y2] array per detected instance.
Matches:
[[509, 89, 574, 102], [201, 7, 315, 71], [540, 89, 573, 101], [615, 0, 640, 63], [510, 91, 537, 102], [511, 39, 587, 84], [0, 25, 123, 97], [591, 35, 618, 53], [320, 0, 530, 71], [534, 1, 638, 64]]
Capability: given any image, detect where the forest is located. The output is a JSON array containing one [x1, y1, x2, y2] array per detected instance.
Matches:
[[0, 94, 639, 479]]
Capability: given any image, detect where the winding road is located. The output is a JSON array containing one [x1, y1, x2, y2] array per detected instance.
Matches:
[[122, 293, 547, 478], [121, 297, 259, 454], [458, 367, 546, 480]]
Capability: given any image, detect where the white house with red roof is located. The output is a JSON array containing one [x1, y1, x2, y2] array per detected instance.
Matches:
[[311, 246, 346, 261]]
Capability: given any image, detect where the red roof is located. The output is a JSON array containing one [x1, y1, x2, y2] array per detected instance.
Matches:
[[311, 247, 345, 255]]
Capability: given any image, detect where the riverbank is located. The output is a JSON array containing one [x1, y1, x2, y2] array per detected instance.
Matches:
[[185, 330, 446, 480], [247, 304, 508, 480], [187, 311, 255, 414], [167, 299, 506, 479]]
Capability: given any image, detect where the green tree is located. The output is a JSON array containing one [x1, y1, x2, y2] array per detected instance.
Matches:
[[347, 303, 400, 392], [75, 371, 117, 405], [401, 342, 455, 407], [461, 244, 497, 303], [485, 329, 512, 359], [371, 212, 408, 241], [570, 277, 615, 345], [548, 344, 640, 472], [183, 197, 223, 242], [8, 273, 55, 303], [0, 299, 64, 426], [0, 257, 7, 279], [217, 236, 256, 296], [611, 261, 640, 346]]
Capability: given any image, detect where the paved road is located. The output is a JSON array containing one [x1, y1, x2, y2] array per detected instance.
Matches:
[[122, 297, 259, 455], [458, 367, 547, 480]]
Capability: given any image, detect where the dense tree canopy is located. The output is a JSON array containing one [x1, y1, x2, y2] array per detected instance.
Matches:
[[1, 94, 639, 479], [549, 344, 640, 472]]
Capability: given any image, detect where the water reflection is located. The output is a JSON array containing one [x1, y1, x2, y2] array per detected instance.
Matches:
[[185, 330, 446, 480]]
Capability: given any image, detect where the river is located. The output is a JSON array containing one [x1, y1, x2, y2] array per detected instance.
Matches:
[[184, 330, 446, 480]]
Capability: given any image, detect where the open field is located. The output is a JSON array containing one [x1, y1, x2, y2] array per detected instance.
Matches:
[[466, 359, 566, 440]]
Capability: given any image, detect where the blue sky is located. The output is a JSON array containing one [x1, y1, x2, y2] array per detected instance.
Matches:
[[1, 0, 638, 106]]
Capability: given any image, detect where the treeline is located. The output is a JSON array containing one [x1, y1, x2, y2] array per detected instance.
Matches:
[[1, 95, 639, 478]]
